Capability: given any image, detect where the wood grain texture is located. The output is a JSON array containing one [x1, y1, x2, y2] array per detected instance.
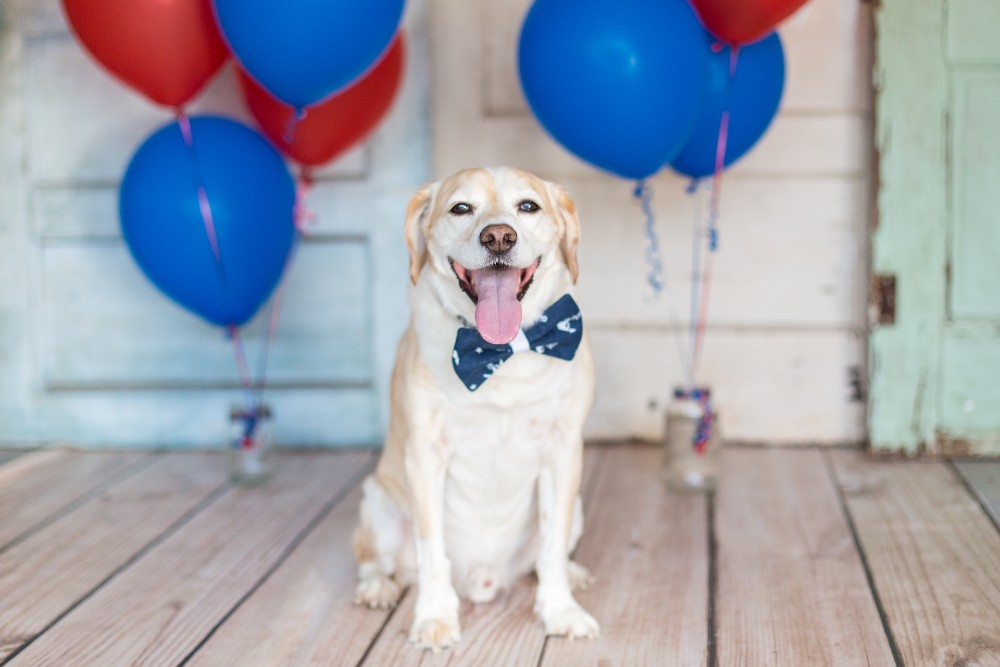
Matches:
[[832, 449, 1000, 666], [542, 446, 708, 667], [4, 447, 999, 665], [360, 448, 605, 667], [185, 483, 393, 667], [6, 452, 371, 667], [0, 451, 25, 467], [954, 460, 1000, 526], [0, 454, 226, 661], [715, 448, 894, 667], [361, 579, 542, 667], [0, 449, 147, 550]]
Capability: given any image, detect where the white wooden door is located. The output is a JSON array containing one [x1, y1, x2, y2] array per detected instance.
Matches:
[[0, 0, 429, 446], [430, 0, 872, 443]]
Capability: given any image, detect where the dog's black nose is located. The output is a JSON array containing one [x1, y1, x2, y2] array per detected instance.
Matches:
[[480, 224, 517, 254]]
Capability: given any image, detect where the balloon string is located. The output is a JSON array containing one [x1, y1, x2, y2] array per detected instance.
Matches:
[[227, 324, 259, 442], [253, 257, 293, 409], [689, 47, 740, 382], [686, 180, 705, 393], [176, 111, 225, 277], [253, 174, 310, 407], [634, 180, 693, 385], [294, 169, 317, 233], [634, 180, 663, 296]]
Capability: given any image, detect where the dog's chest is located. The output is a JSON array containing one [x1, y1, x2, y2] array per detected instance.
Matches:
[[442, 398, 556, 513]]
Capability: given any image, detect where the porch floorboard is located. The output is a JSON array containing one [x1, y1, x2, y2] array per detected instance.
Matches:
[[0, 445, 998, 667]]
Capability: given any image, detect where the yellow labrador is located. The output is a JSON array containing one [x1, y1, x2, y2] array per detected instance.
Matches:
[[352, 167, 597, 651]]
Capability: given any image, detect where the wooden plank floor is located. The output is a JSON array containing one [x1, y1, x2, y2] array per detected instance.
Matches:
[[0, 446, 998, 667]]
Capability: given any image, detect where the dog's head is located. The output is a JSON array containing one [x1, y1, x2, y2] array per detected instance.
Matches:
[[405, 167, 581, 345]]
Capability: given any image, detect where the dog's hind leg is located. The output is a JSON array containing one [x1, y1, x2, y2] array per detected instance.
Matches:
[[353, 476, 407, 609], [566, 495, 595, 591]]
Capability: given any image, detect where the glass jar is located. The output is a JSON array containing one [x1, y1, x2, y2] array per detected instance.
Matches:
[[663, 388, 720, 493], [228, 403, 273, 486]]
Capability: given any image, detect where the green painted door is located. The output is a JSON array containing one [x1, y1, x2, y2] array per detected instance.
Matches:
[[871, 0, 1000, 456]]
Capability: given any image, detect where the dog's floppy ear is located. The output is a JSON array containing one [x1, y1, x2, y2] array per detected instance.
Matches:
[[547, 182, 581, 283], [405, 182, 436, 285]]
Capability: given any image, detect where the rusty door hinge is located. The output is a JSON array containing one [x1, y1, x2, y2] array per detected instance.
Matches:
[[869, 274, 896, 326]]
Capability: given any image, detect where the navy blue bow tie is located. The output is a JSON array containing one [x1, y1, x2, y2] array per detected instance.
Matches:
[[452, 294, 583, 391]]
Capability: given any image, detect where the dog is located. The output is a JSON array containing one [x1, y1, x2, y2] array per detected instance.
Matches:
[[352, 167, 598, 652]]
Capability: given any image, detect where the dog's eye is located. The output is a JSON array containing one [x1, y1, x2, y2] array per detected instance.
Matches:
[[518, 200, 540, 213], [449, 202, 473, 216]]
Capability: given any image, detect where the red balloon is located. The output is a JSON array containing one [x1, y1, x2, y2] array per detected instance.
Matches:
[[689, 0, 810, 46], [62, 0, 229, 108], [238, 34, 405, 168]]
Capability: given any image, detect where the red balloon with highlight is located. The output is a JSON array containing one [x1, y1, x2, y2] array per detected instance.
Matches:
[[61, 0, 229, 108], [238, 35, 405, 168]]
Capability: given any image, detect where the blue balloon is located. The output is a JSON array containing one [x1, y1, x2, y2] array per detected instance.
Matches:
[[670, 33, 785, 179], [518, 0, 709, 181], [120, 116, 296, 327], [212, 0, 405, 110]]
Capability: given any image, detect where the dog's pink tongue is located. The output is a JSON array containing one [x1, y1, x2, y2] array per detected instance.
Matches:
[[473, 267, 522, 344]]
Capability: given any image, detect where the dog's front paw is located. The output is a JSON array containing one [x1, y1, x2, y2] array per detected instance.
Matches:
[[542, 604, 600, 639], [354, 572, 401, 609], [409, 613, 461, 652]]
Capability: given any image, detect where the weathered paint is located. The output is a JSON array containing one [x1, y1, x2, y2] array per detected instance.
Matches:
[[871, 0, 1000, 456], [870, 0, 948, 454]]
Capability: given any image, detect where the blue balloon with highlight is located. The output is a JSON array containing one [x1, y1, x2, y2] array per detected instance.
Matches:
[[212, 0, 405, 109], [120, 116, 296, 327], [670, 33, 785, 179], [518, 0, 710, 180]]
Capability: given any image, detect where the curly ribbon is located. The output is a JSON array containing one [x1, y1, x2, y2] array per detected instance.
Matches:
[[634, 180, 694, 387], [634, 180, 663, 295]]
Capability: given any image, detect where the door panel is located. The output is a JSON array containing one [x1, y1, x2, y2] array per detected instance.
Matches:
[[41, 242, 371, 388], [940, 328, 1000, 452], [940, 15, 1000, 453], [946, 0, 1000, 64], [949, 70, 1000, 320]]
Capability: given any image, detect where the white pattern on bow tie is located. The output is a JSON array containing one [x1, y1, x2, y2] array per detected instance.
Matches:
[[510, 329, 530, 354], [557, 312, 582, 334]]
